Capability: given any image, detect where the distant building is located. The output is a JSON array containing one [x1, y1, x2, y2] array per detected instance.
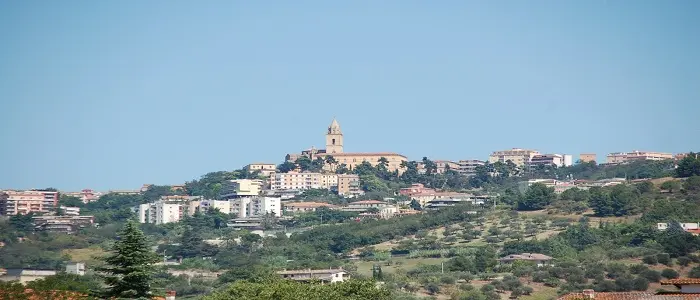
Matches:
[[336, 174, 362, 197], [277, 269, 347, 283], [606, 150, 673, 164], [399, 184, 436, 197], [563, 154, 573, 167], [32, 215, 95, 233], [417, 160, 460, 174], [283, 202, 336, 214], [245, 163, 277, 177], [488, 148, 540, 167], [579, 153, 597, 163], [341, 200, 389, 213], [498, 253, 553, 267], [559, 278, 700, 299], [65, 262, 86, 276], [62, 189, 101, 204], [456, 160, 486, 177], [657, 222, 700, 235], [231, 196, 282, 218], [137, 196, 202, 225], [269, 172, 338, 191], [529, 154, 564, 168], [0, 190, 59, 215], [424, 196, 487, 210], [59, 206, 80, 216], [220, 179, 264, 198], [287, 119, 408, 174], [0, 269, 57, 284], [199, 200, 232, 214]]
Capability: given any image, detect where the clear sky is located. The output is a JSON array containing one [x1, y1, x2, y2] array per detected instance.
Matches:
[[1, 1, 698, 191]]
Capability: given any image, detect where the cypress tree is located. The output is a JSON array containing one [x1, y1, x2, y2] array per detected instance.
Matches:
[[98, 220, 159, 299]]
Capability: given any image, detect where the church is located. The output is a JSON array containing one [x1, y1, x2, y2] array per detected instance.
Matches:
[[286, 119, 407, 173]]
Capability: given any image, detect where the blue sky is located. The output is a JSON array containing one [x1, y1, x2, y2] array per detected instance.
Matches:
[[1, 1, 698, 191]]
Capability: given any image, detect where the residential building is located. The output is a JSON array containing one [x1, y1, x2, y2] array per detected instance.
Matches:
[[529, 154, 564, 168], [0, 190, 59, 215], [283, 202, 336, 214], [246, 163, 277, 177], [277, 269, 347, 283], [528, 179, 579, 194], [579, 153, 597, 163], [65, 262, 86, 276], [108, 189, 141, 195], [138, 197, 201, 225], [358, 205, 399, 219], [287, 119, 408, 173], [220, 179, 264, 198], [32, 215, 95, 233], [488, 148, 540, 167], [417, 160, 460, 174], [498, 253, 553, 267], [249, 196, 281, 217], [456, 160, 486, 177], [336, 174, 363, 197], [0, 269, 57, 284], [62, 189, 101, 204], [269, 172, 338, 191], [559, 278, 700, 299], [230, 198, 251, 218], [59, 206, 80, 216], [656, 222, 700, 235], [424, 195, 488, 210], [199, 200, 232, 214], [409, 191, 488, 207], [563, 154, 573, 167], [606, 150, 673, 164], [341, 200, 389, 213], [399, 184, 436, 197]]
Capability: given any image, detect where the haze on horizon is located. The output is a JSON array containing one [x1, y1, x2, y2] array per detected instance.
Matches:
[[0, 1, 698, 191]]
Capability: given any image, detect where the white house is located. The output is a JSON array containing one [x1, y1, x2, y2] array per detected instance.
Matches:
[[277, 269, 347, 283]]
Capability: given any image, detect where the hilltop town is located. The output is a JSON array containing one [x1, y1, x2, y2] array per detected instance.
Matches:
[[1, 118, 699, 299]]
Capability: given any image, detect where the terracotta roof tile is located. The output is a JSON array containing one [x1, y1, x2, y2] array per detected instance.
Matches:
[[661, 278, 700, 285], [558, 292, 700, 299]]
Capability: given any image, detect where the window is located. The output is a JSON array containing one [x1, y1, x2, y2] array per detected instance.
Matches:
[[332, 138, 336, 145]]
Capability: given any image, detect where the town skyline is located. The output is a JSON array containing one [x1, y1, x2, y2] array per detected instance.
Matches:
[[2, 1, 698, 190]]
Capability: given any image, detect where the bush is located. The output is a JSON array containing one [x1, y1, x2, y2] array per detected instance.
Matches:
[[688, 266, 700, 278], [657, 253, 672, 266], [678, 256, 692, 267], [629, 264, 648, 275], [425, 283, 440, 295], [661, 269, 679, 279], [640, 270, 661, 282], [642, 255, 658, 265], [440, 276, 456, 285], [632, 277, 649, 291]]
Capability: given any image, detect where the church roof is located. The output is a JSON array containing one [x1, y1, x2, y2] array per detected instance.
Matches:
[[329, 118, 341, 130]]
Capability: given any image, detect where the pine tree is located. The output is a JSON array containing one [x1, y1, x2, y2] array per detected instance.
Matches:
[[98, 220, 159, 299]]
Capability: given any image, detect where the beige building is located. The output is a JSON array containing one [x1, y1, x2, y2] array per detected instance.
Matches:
[[488, 148, 540, 167], [606, 150, 673, 164], [283, 202, 337, 214], [579, 153, 597, 163], [287, 119, 408, 173], [0, 190, 59, 215], [270, 172, 338, 190], [0, 269, 57, 284], [277, 269, 347, 283], [246, 163, 277, 177], [221, 179, 264, 198], [456, 160, 486, 177], [336, 174, 363, 197]]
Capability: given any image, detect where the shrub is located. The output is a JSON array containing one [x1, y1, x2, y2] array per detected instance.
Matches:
[[632, 277, 649, 291], [661, 269, 679, 279], [642, 255, 658, 265], [440, 276, 456, 285], [678, 256, 692, 267], [629, 264, 648, 275], [640, 270, 661, 282], [688, 266, 700, 278], [425, 283, 440, 295], [657, 253, 672, 266]]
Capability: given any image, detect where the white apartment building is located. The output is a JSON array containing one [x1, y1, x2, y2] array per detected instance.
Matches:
[[270, 172, 338, 190], [138, 198, 200, 225], [199, 200, 232, 214], [59, 206, 81, 216], [607, 151, 674, 164], [231, 196, 281, 218], [488, 148, 540, 167], [221, 179, 264, 198]]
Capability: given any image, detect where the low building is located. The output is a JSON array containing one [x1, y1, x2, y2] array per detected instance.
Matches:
[[62, 189, 102, 204], [417, 160, 460, 174], [336, 174, 363, 197], [32, 215, 95, 233], [341, 200, 389, 213], [559, 278, 700, 299], [399, 183, 437, 197], [283, 202, 336, 214], [488, 148, 540, 167], [199, 200, 232, 214], [65, 262, 86, 276], [456, 160, 486, 177], [498, 253, 553, 267], [657, 222, 700, 235], [529, 154, 564, 168], [246, 163, 277, 177], [59, 206, 80, 216], [0, 269, 57, 284], [424, 197, 485, 210], [358, 205, 399, 219], [606, 150, 673, 164], [137, 196, 202, 225], [410, 191, 487, 207], [0, 190, 59, 215], [277, 269, 347, 283]]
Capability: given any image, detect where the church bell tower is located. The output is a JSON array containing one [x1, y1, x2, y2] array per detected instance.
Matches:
[[325, 118, 344, 154]]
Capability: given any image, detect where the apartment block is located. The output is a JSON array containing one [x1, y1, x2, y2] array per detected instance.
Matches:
[[488, 148, 540, 167], [529, 154, 564, 168], [59, 206, 81, 216], [456, 160, 486, 177], [199, 200, 232, 214], [138, 196, 201, 225], [0, 190, 59, 215], [606, 150, 673, 164], [270, 172, 338, 191], [336, 174, 363, 197], [283, 202, 337, 214], [32, 215, 95, 233], [245, 163, 277, 177], [579, 153, 597, 163], [220, 179, 264, 199], [231, 196, 282, 218]]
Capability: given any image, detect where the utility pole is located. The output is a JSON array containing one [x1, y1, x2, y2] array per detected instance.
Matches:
[[441, 262, 444, 274]]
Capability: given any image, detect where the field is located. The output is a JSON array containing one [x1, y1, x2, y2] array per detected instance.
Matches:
[[354, 257, 447, 277]]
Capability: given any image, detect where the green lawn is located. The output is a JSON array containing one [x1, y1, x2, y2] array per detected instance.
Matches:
[[354, 257, 447, 277]]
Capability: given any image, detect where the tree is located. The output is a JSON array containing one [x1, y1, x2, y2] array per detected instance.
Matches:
[[204, 278, 391, 300], [409, 199, 422, 211], [684, 176, 700, 193], [98, 221, 159, 299], [676, 152, 700, 177], [689, 266, 700, 278], [518, 183, 555, 211], [325, 156, 338, 172], [660, 180, 681, 193], [661, 269, 679, 279], [335, 163, 350, 174], [60, 195, 84, 207], [278, 161, 297, 173]]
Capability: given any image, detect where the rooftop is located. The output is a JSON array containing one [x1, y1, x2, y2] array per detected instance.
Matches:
[[349, 200, 387, 205], [499, 253, 553, 261], [283, 202, 335, 208], [277, 268, 345, 275], [329, 152, 407, 158]]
